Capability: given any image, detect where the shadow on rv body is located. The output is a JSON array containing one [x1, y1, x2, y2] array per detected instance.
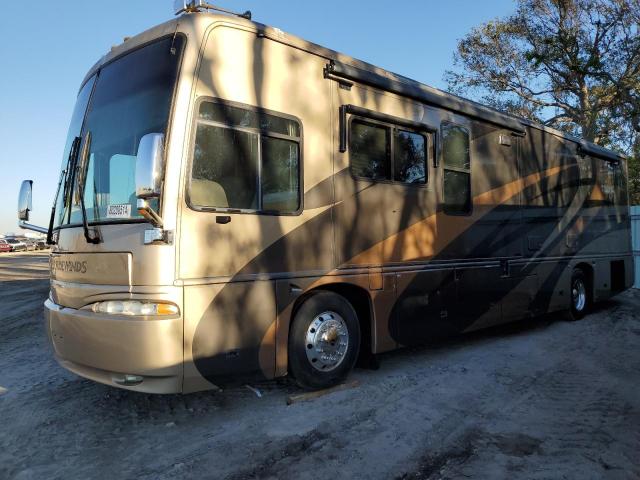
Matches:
[[186, 24, 631, 388]]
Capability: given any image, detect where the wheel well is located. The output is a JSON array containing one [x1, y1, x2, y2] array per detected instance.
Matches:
[[574, 262, 594, 301], [292, 284, 374, 359]]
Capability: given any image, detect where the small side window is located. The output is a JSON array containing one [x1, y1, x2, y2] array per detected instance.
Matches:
[[350, 120, 390, 180], [442, 124, 471, 214], [442, 125, 470, 169], [395, 130, 427, 184], [261, 137, 300, 212]]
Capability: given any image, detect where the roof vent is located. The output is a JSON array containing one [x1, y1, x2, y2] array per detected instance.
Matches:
[[173, 0, 251, 19]]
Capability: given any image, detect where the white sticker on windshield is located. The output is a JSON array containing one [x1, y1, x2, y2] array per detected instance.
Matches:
[[106, 204, 132, 219]]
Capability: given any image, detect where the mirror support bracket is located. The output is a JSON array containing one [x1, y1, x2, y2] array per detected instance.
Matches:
[[138, 200, 173, 245], [137, 199, 163, 228], [144, 227, 174, 245], [18, 221, 48, 234]]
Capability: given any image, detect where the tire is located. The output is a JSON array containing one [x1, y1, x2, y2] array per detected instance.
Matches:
[[568, 268, 591, 321], [288, 291, 361, 390]]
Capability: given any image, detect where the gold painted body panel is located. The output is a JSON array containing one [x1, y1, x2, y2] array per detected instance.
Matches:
[[179, 22, 336, 390], [45, 299, 183, 394], [182, 281, 277, 393], [178, 23, 335, 281], [50, 252, 131, 286]]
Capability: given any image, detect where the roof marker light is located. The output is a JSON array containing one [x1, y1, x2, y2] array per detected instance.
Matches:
[[173, 0, 251, 19]]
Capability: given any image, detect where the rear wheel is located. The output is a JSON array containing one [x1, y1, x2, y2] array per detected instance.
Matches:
[[568, 268, 591, 321], [288, 291, 360, 390]]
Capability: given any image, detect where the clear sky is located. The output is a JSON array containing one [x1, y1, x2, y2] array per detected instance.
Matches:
[[0, 0, 516, 235]]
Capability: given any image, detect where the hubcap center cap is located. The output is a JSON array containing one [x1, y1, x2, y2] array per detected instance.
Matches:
[[322, 327, 339, 344], [305, 312, 349, 372]]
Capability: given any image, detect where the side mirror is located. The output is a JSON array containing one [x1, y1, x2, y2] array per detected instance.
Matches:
[[136, 133, 165, 199], [18, 180, 33, 221]]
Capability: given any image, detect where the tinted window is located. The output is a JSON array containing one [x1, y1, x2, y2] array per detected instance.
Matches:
[[191, 125, 259, 210], [587, 160, 628, 208], [444, 170, 471, 213], [395, 130, 426, 184], [261, 137, 300, 212], [189, 102, 300, 213], [614, 162, 628, 207], [350, 120, 390, 180], [442, 125, 470, 169], [442, 124, 471, 214]]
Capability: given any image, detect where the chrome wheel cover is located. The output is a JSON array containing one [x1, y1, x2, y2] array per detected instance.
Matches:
[[572, 278, 587, 312], [305, 311, 349, 372]]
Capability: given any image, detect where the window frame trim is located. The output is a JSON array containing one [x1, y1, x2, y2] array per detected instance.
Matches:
[[441, 121, 473, 216], [347, 114, 431, 187], [186, 97, 304, 217]]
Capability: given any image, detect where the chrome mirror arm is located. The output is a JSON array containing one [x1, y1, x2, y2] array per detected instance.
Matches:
[[19, 221, 48, 234], [137, 199, 163, 228]]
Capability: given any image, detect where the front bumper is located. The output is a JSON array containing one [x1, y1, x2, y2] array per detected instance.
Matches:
[[44, 299, 183, 394]]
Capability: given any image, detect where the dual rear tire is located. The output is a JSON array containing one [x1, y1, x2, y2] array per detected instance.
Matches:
[[288, 291, 361, 390]]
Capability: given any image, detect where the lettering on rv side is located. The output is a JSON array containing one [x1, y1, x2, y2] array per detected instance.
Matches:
[[50, 258, 88, 275]]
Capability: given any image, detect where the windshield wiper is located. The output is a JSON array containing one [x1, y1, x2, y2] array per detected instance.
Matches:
[[46, 136, 81, 245], [75, 131, 101, 244]]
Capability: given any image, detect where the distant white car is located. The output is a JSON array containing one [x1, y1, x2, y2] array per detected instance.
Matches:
[[5, 238, 27, 252]]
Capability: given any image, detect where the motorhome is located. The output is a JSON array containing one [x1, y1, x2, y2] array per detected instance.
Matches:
[[18, 1, 633, 393]]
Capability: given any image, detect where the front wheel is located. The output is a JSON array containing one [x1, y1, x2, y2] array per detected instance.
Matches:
[[288, 291, 361, 390], [568, 268, 591, 321]]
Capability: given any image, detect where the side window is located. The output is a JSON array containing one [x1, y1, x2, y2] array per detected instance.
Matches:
[[589, 160, 628, 208], [442, 124, 471, 214], [350, 120, 390, 180], [349, 118, 428, 184], [614, 162, 628, 207], [261, 137, 300, 212], [189, 101, 301, 213], [395, 130, 426, 184]]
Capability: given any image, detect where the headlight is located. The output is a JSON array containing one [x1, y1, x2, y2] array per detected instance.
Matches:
[[89, 300, 179, 316]]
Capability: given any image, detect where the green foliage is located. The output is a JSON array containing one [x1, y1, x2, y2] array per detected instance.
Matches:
[[445, 0, 640, 203], [445, 0, 639, 141]]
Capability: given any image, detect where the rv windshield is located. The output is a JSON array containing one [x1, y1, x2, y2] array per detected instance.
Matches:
[[55, 35, 184, 228]]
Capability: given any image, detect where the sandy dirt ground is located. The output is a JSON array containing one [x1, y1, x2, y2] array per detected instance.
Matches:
[[1, 252, 639, 480]]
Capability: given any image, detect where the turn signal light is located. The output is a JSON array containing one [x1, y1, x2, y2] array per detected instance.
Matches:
[[89, 301, 179, 316]]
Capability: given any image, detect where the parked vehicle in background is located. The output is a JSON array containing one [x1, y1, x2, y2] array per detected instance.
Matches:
[[36, 241, 48, 250], [0, 240, 11, 253], [24, 240, 37, 251], [5, 238, 27, 252]]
